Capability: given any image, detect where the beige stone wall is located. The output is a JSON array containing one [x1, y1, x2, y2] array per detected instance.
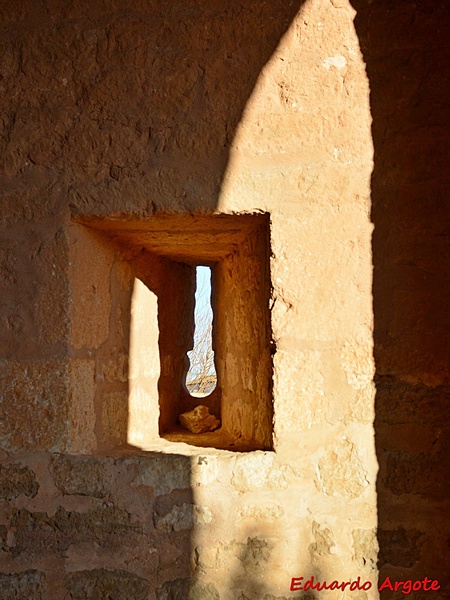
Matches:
[[1, 0, 449, 598]]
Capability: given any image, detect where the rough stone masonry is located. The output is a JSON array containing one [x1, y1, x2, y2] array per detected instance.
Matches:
[[0, 0, 449, 599]]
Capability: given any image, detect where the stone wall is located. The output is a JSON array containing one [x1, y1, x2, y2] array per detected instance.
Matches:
[[351, 1, 450, 597], [0, 452, 193, 599], [1, 0, 449, 598]]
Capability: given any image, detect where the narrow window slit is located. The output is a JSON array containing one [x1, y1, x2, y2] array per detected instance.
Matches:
[[78, 212, 273, 451], [186, 265, 217, 397]]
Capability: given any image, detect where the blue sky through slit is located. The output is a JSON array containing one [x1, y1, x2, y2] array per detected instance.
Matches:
[[186, 265, 216, 395]]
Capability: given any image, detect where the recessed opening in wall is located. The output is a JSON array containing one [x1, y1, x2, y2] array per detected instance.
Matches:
[[74, 213, 274, 452], [185, 266, 217, 398]]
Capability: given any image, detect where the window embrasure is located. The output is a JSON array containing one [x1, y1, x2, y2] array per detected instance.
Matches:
[[72, 213, 273, 452]]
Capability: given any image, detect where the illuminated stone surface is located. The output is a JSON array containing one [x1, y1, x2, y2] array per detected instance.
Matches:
[[0, 0, 448, 598]]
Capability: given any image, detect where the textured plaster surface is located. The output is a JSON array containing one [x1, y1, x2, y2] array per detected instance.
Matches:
[[1, 0, 449, 598]]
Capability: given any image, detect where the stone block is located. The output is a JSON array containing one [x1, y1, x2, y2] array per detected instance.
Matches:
[[65, 569, 149, 600], [50, 455, 113, 498], [0, 571, 46, 600], [377, 527, 423, 568], [237, 504, 284, 521], [0, 361, 69, 451], [0, 238, 39, 360], [0, 463, 39, 501], [231, 453, 298, 493], [375, 379, 450, 428], [352, 529, 379, 571], [100, 391, 128, 447], [156, 578, 220, 600], [154, 503, 194, 533], [10, 504, 143, 556], [179, 405, 220, 434], [67, 359, 97, 453], [100, 346, 129, 383], [154, 503, 212, 532], [340, 338, 375, 391], [69, 225, 112, 351], [131, 456, 191, 496], [0, 525, 7, 551], [309, 521, 334, 557], [384, 450, 449, 497], [235, 537, 271, 566], [34, 227, 70, 348], [317, 440, 368, 499], [343, 593, 368, 600], [194, 545, 219, 571]]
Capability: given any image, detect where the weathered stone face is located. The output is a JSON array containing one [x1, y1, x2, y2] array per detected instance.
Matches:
[[0, 361, 70, 451], [0, 452, 194, 596], [156, 578, 220, 600], [65, 569, 150, 600], [180, 405, 221, 434], [0, 571, 46, 600], [0, 0, 448, 597], [0, 463, 39, 501]]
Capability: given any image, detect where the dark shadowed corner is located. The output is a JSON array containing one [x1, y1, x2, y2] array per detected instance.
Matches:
[[350, 1, 450, 597]]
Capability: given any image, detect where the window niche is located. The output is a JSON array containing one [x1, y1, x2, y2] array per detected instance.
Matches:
[[72, 213, 273, 452]]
